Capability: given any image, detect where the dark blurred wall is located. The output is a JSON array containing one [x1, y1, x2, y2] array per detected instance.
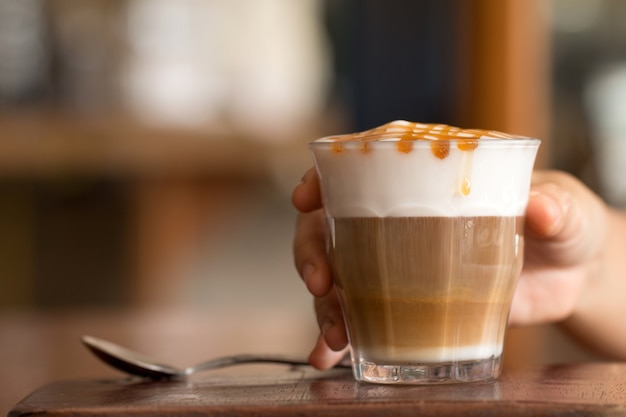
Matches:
[[324, 0, 462, 130]]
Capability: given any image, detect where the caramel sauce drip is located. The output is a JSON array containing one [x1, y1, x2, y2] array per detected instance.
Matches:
[[461, 176, 472, 196], [325, 120, 515, 159], [397, 140, 413, 154], [430, 141, 450, 159], [330, 142, 343, 154]]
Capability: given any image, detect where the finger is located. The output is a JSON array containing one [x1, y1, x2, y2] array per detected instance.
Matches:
[[510, 263, 587, 325], [292, 167, 322, 213], [314, 289, 348, 351], [525, 171, 606, 266], [293, 210, 334, 297], [525, 182, 568, 239], [510, 171, 607, 325], [308, 334, 350, 370]]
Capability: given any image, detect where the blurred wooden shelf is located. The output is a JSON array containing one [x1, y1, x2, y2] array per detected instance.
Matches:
[[0, 110, 303, 179]]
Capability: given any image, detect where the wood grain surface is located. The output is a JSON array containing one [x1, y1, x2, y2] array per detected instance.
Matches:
[[10, 363, 626, 417]]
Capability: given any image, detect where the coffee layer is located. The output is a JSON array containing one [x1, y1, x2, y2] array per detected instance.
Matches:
[[344, 296, 507, 363], [330, 216, 523, 363]]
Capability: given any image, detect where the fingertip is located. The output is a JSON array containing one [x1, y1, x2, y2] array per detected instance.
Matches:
[[308, 335, 331, 369], [291, 179, 308, 210], [292, 168, 321, 212], [308, 334, 349, 370], [322, 320, 349, 352], [526, 186, 568, 238], [304, 262, 334, 297]]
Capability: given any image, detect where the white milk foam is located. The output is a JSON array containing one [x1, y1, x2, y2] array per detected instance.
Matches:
[[310, 123, 540, 217], [360, 344, 502, 363]]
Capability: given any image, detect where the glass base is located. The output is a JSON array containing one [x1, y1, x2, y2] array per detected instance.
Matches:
[[352, 356, 502, 384]]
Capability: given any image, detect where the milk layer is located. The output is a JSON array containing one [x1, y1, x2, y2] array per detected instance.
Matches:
[[310, 138, 540, 217], [358, 343, 502, 363]]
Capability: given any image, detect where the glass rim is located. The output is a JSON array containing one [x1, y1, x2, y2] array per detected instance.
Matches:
[[308, 137, 541, 149]]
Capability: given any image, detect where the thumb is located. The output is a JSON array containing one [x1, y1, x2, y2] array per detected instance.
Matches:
[[525, 171, 606, 267]]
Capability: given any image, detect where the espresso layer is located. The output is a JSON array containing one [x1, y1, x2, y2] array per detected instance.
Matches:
[[329, 216, 523, 363], [344, 296, 506, 362]]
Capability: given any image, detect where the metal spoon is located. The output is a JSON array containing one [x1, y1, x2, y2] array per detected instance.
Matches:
[[81, 335, 350, 379]]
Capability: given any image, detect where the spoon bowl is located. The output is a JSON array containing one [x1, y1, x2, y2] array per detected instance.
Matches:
[[81, 335, 350, 379]]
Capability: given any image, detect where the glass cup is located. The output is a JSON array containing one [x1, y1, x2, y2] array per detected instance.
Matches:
[[309, 121, 540, 384]]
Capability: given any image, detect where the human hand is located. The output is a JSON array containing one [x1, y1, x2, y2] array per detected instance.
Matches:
[[509, 170, 607, 326], [292, 167, 349, 369], [292, 168, 608, 368]]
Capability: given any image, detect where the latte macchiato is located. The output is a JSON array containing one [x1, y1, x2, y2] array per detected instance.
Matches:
[[309, 121, 540, 384]]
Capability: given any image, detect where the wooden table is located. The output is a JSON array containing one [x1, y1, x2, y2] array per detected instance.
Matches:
[[3, 309, 625, 417], [9, 363, 626, 416]]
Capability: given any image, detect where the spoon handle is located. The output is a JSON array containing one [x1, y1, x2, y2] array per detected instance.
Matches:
[[186, 354, 351, 375]]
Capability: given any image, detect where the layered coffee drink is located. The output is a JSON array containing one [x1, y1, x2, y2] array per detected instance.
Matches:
[[309, 121, 540, 384]]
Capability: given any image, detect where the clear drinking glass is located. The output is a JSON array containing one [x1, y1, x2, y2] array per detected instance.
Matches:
[[309, 121, 540, 384]]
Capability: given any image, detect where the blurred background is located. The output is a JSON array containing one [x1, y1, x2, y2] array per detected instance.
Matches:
[[2, 0, 626, 391]]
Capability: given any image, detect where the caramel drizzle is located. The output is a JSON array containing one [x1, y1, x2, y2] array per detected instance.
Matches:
[[323, 121, 517, 197], [326, 120, 515, 159]]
